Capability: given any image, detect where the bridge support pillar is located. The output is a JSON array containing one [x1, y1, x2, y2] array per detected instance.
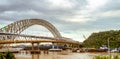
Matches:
[[31, 43, 35, 59], [77, 45, 80, 48], [32, 43, 34, 51], [52, 42, 55, 49], [37, 43, 41, 54], [70, 44, 73, 48], [71, 44, 73, 48], [52, 42, 58, 49], [37, 43, 39, 50], [37, 43, 40, 59]]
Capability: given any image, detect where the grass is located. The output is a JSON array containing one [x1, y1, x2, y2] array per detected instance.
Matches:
[[93, 54, 120, 59]]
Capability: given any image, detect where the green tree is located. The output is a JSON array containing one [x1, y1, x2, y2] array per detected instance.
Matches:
[[0, 53, 5, 59], [83, 30, 120, 48], [5, 51, 16, 59]]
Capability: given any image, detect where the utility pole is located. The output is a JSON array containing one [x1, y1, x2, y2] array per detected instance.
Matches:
[[108, 38, 110, 59]]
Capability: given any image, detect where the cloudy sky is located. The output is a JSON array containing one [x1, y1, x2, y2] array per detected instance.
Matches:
[[0, 0, 120, 42]]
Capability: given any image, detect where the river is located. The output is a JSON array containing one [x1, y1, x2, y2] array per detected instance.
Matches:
[[15, 52, 96, 59], [15, 50, 120, 59]]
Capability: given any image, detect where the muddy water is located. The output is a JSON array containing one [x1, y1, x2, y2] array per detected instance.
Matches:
[[15, 50, 120, 59], [15, 52, 95, 59]]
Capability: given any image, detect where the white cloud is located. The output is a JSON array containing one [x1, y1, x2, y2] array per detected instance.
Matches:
[[0, 0, 10, 5], [102, 10, 120, 17], [1, 10, 41, 17], [59, 0, 108, 23], [62, 15, 93, 23], [61, 30, 94, 42], [47, 0, 75, 9], [86, 0, 108, 11]]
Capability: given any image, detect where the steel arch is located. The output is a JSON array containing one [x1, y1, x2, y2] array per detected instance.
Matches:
[[0, 19, 62, 38]]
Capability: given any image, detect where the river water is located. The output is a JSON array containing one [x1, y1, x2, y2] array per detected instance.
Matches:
[[15, 51, 120, 59], [15, 52, 95, 59]]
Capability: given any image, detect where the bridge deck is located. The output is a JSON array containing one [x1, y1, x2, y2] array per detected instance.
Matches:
[[0, 33, 81, 45], [0, 39, 80, 44]]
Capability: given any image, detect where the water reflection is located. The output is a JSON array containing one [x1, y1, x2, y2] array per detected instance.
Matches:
[[15, 50, 95, 59], [31, 54, 40, 59], [30, 51, 58, 59]]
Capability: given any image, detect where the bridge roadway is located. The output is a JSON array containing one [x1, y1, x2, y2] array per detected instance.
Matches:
[[0, 33, 81, 45], [0, 39, 80, 44]]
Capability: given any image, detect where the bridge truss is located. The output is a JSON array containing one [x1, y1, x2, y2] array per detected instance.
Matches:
[[0, 19, 81, 48]]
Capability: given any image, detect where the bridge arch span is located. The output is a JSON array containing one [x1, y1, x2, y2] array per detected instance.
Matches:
[[0, 19, 62, 38]]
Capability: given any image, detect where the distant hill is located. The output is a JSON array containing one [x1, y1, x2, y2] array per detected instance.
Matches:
[[83, 30, 120, 48]]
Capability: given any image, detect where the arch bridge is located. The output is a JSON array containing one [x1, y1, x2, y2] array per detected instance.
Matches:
[[0, 19, 81, 50]]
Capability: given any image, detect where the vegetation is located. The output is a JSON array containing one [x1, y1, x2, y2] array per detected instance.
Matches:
[[0, 53, 5, 59], [0, 51, 16, 59], [83, 30, 120, 48], [93, 54, 120, 59]]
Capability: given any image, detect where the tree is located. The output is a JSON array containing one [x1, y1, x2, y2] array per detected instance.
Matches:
[[0, 53, 5, 59], [83, 30, 120, 48], [0, 51, 16, 59], [5, 51, 16, 59]]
